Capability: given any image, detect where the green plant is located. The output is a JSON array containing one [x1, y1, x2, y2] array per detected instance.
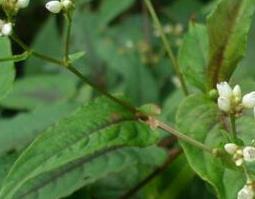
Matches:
[[0, 0, 255, 198]]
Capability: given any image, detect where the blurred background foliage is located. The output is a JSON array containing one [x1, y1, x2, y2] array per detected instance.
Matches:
[[1, 0, 255, 198]]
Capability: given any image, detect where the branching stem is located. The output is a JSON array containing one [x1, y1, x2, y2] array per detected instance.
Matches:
[[9, 18, 213, 155], [144, 0, 189, 96]]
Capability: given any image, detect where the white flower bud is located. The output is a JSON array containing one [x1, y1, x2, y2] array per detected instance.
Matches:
[[218, 96, 231, 112], [61, 0, 72, 9], [224, 143, 238, 154], [16, 0, 30, 8], [243, 146, 255, 162], [235, 158, 244, 167], [174, 23, 184, 35], [238, 185, 254, 199], [216, 82, 233, 98], [1, 23, 12, 36], [233, 85, 242, 101], [163, 24, 173, 34], [242, 92, 255, 108], [46, 1, 62, 13]]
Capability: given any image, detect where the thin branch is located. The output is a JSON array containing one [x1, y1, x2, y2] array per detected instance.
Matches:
[[0, 51, 30, 62], [156, 120, 213, 153], [64, 12, 72, 62], [120, 148, 183, 199], [144, 0, 189, 96], [11, 33, 64, 66]]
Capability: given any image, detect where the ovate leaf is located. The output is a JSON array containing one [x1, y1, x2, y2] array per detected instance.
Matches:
[[0, 97, 159, 199], [0, 103, 78, 156], [0, 74, 77, 110], [98, 0, 135, 30], [178, 23, 208, 91], [0, 38, 15, 100], [176, 95, 245, 199], [207, 0, 255, 88]]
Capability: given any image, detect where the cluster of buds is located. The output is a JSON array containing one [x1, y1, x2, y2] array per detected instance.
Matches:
[[154, 23, 184, 37], [45, 0, 73, 14], [217, 82, 255, 115], [0, 20, 12, 37], [224, 143, 255, 166], [2, 0, 30, 15], [238, 181, 255, 199]]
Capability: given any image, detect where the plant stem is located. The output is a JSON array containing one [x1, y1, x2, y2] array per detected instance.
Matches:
[[0, 51, 30, 62], [11, 30, 213, 155], [144, 0, 189, 96], [157, 120, 213, 153], [230, 114, 237, 140], [64, 12, 72, 62], [11, 33, 64, 66], [67, 64, 138, 114], [120, 148, 182, 199]]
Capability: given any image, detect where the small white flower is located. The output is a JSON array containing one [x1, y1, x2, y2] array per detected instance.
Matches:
[[233, 85, 242, 102], [61, 0, 72, 9], [243, 146, 255, 162], [174, 23, 184, 35], [1, 23, 12, 36], [224, 143, 238, 154], [16, 0, 30, 8], [235, 158, 244, 167], [242, 92, 255, 108], [125, 40, 134, 49], [238, 185, 254, 199], [163, 24, 173, 34], [217, 82, 233, 98], [217, 96, 231, 112], [46, 1, 63, 13]]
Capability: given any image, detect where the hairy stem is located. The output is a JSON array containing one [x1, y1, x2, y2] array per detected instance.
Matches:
[[144, 0, 189, 96]]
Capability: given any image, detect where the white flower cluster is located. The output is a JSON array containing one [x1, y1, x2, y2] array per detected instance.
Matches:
[[0, 0, 30, 37], [0, 20, 12, 37], [238, 183, 254, 199], [217, 82, 255, 114], [45, 0, 73, 14], [224, 143, 255, 166], [153, 23, 184, 37]]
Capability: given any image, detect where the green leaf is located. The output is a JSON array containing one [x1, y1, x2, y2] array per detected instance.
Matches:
[[69, 51, 86, 63], [12, 146, 165, 199], [24, 17, 62, 75], [98, 0, 135, 30], [0, 97, 159, 199], [178, 23, 208, 91], [0, 74, 77, 110], [176, 94, 245, 199], [89, 146, 167, 199], [0, 37, 15, 100], [207, 0, 255, 88], [0, 103, 78, 156], [0, 153, 19, 187]]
